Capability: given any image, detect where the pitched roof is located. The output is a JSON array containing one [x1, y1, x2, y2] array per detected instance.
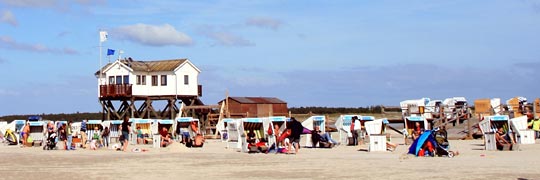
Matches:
[[95, 58, 188, 75], [225, 97, 287, 104]]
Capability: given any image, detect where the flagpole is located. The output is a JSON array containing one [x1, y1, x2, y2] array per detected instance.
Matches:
[[99, 38, 102, 85]]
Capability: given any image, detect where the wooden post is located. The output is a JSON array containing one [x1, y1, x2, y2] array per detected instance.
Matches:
[[466, 115, 472, 140]]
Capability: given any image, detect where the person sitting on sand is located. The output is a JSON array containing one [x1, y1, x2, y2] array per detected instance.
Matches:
[[382, 123, 398, 151], [160, 127, 172, 147], [247, 129, 256, 144], [312, 126, 338, 147], [90, 126, 101, 150], [495, 127, 513, 150], [412, 122, 423, 140]]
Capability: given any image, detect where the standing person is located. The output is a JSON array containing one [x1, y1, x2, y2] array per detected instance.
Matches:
[[528, 118, 540, 139], [121, 116, 131, 152], [58, 123, 66, 150], [136, 127, 144, 144], [273, 124, 281, 146], [350, 116, 358, 146], [66, 121, 74, 150], [21, 122, 30, 146], [288, 117, 304, 154], [353, 116, 363, 145], [102, 126, 110, 148], [80, 119, 88, 149]]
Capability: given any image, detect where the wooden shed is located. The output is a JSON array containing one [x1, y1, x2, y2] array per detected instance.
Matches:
[[219, 97, 288, 118]]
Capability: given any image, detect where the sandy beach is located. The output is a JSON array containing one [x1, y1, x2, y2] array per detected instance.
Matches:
[[1, 137, 539, 180]]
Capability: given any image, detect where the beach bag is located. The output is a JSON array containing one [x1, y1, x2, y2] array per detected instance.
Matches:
[[348, 137, 355, 146], [267, 124, 273, 135], [248, 144, 258, 153], [319, 142, 331, 148], [185, 139, 193, 147]]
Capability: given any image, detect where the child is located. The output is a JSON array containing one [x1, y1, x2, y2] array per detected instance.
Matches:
[[90, 126, 101, 150]]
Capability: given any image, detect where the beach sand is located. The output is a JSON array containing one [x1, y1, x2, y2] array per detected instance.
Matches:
[[1, 137, 539, 180]]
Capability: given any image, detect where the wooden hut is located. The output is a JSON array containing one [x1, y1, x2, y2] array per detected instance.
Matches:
[[219, 97, 288, 118]]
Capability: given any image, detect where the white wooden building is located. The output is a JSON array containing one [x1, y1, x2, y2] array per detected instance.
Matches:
[[95, 58, 203, 120]]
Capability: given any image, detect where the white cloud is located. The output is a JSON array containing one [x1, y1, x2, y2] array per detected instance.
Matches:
[[0, 35, 79, 54], [0, 88, 20, 96], [112, 23, 193, 47], [0, 0, 57, 8], [246, 17, 283, 30], [0, 10, 17, 26], [0, 0, 105, 13], [197, 26, 254, 47]]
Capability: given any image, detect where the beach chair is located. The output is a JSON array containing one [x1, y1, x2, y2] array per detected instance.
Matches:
[[510, 116, 535, 144], [301, 116, 325, 147], [226, 120, 242, 150], [364, 119, 386, 152], [335, 115, 360, 145], [478, 119, 496, 150], [28, 121, 46, 147]]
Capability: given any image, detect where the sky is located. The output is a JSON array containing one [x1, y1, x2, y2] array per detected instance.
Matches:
[[1, 0, 540, 116]]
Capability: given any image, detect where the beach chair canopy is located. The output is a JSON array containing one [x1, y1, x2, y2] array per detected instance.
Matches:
[[243, 118, 263, 123], [364, 119, 384, 135], [131, 118, 152, 124], [157, 119, 174, 124], [28, 121, 44, 126], [360, 116, 375, 121], [87, 120, 102, 124], [489, 115, 509, 121], [510, 116, 528, 130], [176, 117, 195, 122], [406, 116, 426, 121], [28, 116, 41, 121], [110, 120, 123, 125]]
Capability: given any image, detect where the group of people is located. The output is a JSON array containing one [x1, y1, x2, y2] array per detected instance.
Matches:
[[245, 117, 305, 154], [57, 120, 110, 150]]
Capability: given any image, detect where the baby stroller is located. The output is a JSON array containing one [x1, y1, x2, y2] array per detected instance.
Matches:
[[408, 130, 455, 158], [43, 132, 57, 150]]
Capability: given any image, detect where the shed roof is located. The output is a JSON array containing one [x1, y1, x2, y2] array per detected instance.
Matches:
[[224, 97, 287, 104], [95, 58, 189, 76]]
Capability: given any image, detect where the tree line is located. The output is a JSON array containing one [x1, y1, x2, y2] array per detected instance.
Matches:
[[289, 106, 401, 114], [0, 112, 102, 122], [0, 106, 402, 122]]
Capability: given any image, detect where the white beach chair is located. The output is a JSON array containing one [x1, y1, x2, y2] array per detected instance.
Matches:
[[510, 116, 535, 144], [364, 119, 386, 152], [478, 119, 496, 151]]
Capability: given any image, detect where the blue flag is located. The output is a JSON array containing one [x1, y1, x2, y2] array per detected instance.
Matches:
[[107, 49, 115, 56]]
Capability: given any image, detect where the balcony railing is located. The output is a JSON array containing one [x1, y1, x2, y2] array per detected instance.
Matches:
[[100, 84, 132, 98]]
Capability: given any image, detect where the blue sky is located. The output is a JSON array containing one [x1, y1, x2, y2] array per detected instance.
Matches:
[[1, 0, 540, 116]]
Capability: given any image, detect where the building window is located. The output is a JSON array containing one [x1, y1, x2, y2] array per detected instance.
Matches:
[[151, 75, 158, 86], [184, 75, 189, 85], [116, 76, 122, 85], [109, 76, 115, 84], [136, 75, 141, 85], [123, 75, 129, 84], [141, 75, 146, 85], [161, 75, 167, 86]]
